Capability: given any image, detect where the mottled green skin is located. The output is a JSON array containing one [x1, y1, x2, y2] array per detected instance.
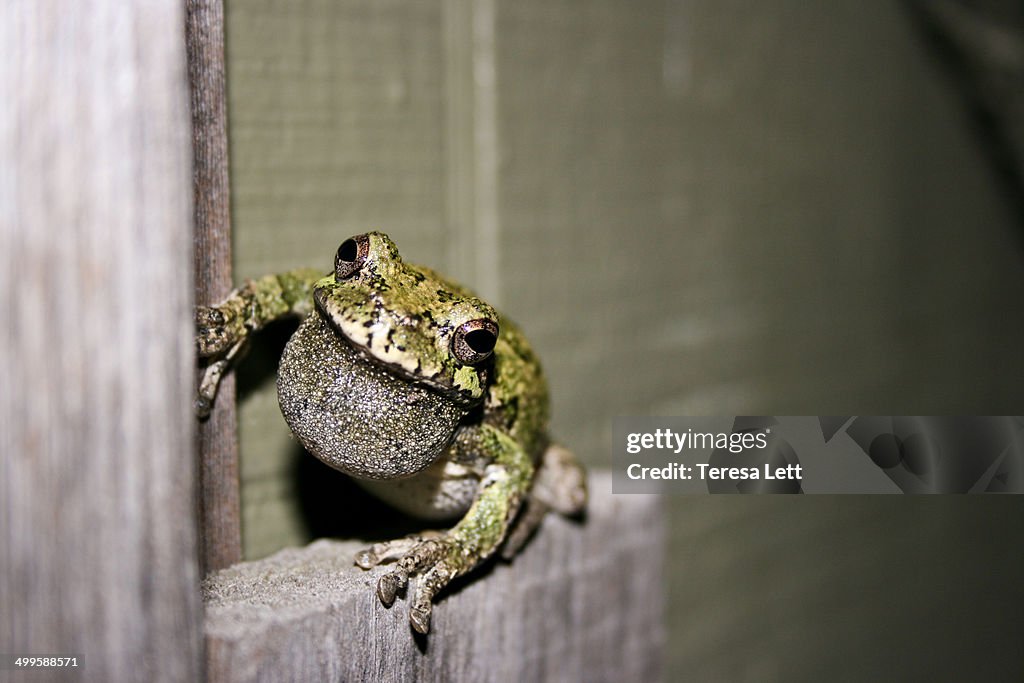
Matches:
[[196, 232, 585, 634]]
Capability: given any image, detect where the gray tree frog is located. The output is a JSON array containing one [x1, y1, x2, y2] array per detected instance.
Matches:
[[196, 232, 587, 634]]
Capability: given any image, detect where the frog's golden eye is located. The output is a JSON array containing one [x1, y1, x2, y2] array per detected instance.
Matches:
[[452, 319, 498, 365], [335, 234, 370, 280]]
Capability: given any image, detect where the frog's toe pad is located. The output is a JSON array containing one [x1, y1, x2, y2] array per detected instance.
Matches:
[[409, 605, 431, 634], [354, 548, 378, 569], [376, 569, 408, 606]]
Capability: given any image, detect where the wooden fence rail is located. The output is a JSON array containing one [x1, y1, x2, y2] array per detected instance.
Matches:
[[204, 471, 664, 682]]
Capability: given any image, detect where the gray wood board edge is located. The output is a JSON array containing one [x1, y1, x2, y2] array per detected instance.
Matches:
[[203, 470, 664, 682], [187, 0, 242, 574]]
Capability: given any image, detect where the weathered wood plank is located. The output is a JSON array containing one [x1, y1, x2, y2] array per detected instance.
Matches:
[[204, 471, 664, 682], [0, 2, 202, 681], [188, 0, 243, 575]]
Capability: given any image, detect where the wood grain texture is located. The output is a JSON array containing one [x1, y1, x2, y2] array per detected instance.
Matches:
[[204, 471, 664, 682], [188, 0, 243, 575], [0, 2, 201, 681]]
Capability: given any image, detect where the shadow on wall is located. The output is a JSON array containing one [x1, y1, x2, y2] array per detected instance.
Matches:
[[904, 0, 1024, 237]]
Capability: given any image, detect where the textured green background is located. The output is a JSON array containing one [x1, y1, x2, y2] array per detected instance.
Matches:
[[225, 2, 1023, 679]]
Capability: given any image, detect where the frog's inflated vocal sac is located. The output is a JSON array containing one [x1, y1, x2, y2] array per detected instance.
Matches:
[[196, 232, 587, 634]]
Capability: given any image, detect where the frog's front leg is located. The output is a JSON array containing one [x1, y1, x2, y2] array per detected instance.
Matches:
[[356, 424, 534, 634], [195, 268, 322, 416]]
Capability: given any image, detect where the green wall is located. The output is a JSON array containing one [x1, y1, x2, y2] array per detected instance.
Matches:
[[225, 2, 1024, 679]]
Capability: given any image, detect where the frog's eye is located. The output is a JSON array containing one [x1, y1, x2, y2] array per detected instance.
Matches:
[[335, 234, 370, 280], [451, 319, 498, 365]]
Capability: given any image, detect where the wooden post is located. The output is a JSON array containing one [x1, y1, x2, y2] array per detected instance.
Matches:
[[186, 0, 243, 574], [204, 471, 664, 681], [0, 2, 202, 681]]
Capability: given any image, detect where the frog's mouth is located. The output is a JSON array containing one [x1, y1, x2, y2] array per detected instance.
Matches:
[[313, 291, 489, 409]]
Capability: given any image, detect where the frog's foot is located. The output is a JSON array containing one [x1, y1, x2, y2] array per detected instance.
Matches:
[[354, 532, 465, 635], [194, 304, 244, 418]]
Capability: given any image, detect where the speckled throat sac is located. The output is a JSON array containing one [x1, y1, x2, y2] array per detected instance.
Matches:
[[276, 312, 468, 480]]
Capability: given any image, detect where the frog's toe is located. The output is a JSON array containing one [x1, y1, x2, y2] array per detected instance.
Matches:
[[376, 569, 408, 606], [194, 394, 214, 419], [354, 531, 442, 570], [409, 604, 431, 634], [407, 562, 455, 633], [196, 358, 230, 418], [353, 548, 379, 569]]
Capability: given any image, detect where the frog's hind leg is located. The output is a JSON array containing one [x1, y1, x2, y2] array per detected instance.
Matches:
[[358, 424, 534, 634], [500, 443, 587, 560]]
